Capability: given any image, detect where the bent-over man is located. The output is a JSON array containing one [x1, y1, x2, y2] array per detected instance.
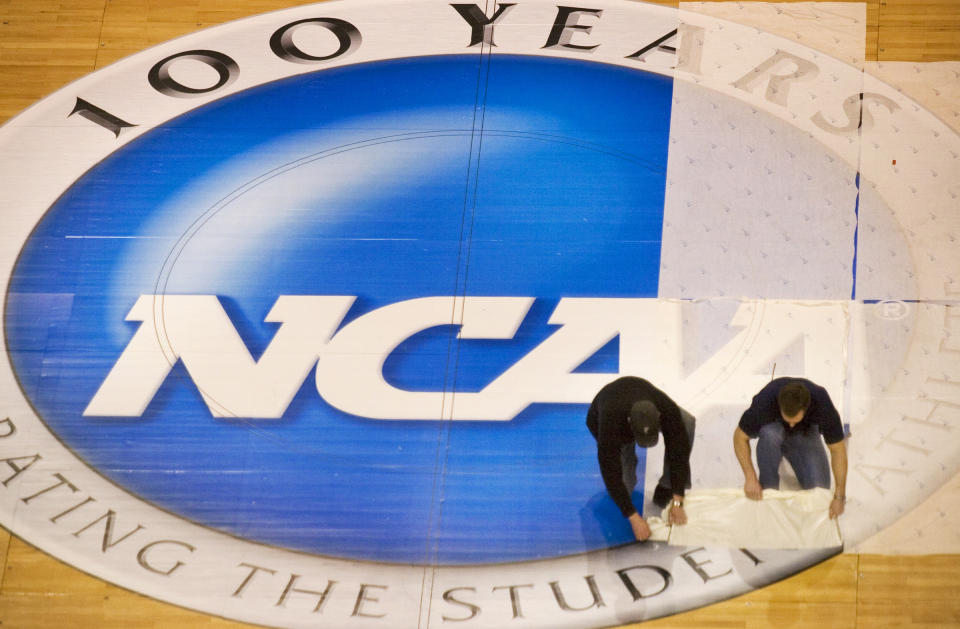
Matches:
[[587, 376, 695, 541]]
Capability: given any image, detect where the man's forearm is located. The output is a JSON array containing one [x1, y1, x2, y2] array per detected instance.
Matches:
[[827, 440, 848, 518], [733, 429, 757, 481], [598, 450, 636, 517], [828, 440, 848, 497]]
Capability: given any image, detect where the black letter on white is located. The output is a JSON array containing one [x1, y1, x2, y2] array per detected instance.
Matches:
[[137, 539, 196, 576], [232, 562, 277, 597], [681, 547, 733, 584], [543, 7, 602, 51], [270, 18, 361, 64], [442, 587, 481, 621], [626, 29, 678, 61], [492, 584, 534, 619], [451, 4, 516, 47], [550, 576, 605, 611], [616, 565, 672, 601], [148, 50, 239, 97], [69, 99, 137, 138]]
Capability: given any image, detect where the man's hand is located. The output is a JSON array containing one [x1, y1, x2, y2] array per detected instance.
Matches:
[[668, 502, 687, 526], [829, 496, 845, 519], [628, 512, 651, 541], [744, 477, 763, 501]]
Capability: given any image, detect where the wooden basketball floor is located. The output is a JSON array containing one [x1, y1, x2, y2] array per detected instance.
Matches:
[[1, 1, 959, 627]]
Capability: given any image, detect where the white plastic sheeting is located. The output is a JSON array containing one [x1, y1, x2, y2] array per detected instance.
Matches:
[[648, 488, 843, 549]]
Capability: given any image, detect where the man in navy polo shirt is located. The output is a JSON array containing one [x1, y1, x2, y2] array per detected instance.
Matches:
[[733, 377, 848, 518]]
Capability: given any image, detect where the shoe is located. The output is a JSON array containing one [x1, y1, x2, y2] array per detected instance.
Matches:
[[652, 484, 672, 509]]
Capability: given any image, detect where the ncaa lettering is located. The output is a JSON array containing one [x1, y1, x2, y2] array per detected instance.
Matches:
[[83, 296, 846, 420]]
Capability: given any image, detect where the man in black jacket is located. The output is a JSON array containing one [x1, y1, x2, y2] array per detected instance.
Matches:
[[587, 376, 695, 541]]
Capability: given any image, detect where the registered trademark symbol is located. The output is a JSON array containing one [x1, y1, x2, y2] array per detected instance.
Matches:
[[875, 299, 910, 320]]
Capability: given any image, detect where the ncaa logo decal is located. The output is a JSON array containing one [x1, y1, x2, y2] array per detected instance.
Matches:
[[1, 1, 958, 627]]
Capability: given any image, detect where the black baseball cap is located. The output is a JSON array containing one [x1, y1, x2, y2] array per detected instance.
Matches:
[[629, 400, 660, 448]]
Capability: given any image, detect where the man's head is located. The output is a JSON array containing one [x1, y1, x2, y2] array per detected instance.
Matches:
[[629, 400, 661, 448], [777, 381, 811, 428]]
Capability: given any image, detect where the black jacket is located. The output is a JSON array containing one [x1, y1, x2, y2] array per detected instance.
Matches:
[[586, 376, 691, 517]]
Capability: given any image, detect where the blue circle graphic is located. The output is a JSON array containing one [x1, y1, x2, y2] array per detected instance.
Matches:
[[5, 55, 673, 563]]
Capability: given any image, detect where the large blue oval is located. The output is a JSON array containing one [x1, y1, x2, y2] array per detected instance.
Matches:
[[5, 54, 672, 564]]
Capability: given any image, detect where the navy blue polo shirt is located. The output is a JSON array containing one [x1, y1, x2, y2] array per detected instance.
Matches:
[[738, 377, 844, 444]]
